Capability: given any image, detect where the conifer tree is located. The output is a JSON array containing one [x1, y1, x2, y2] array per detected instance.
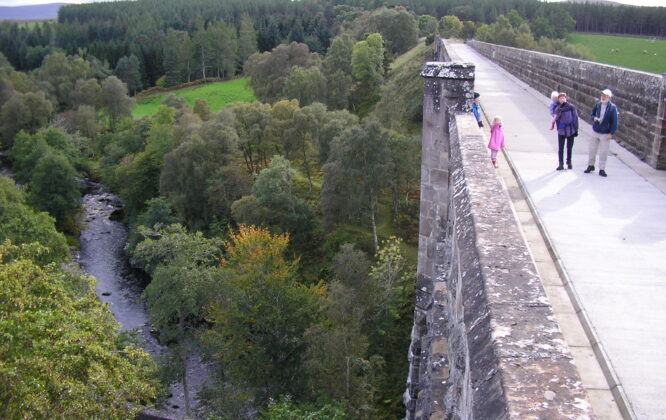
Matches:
[[115, 54, 142, 95], [238, 13, 258, 71]]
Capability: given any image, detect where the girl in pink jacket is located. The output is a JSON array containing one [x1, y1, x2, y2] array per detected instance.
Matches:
[[488, 116, 505, 168]]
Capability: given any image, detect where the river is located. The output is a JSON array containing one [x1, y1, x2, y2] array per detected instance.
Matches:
[[75, 180, 211, 419]]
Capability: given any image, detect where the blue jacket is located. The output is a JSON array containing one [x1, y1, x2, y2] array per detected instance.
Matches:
[[591, 101, 619, 135], [472, 102, 481, 122]]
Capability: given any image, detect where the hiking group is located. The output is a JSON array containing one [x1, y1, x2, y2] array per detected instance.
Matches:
[[548, 88, 619, 177], [474, 88, 619, 177]]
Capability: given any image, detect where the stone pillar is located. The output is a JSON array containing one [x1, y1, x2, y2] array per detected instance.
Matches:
[[405, 59, 475, 420], [416, 61, 475, 316]]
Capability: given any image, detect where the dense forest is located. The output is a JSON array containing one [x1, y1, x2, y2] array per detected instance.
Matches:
[[1, 0, 663, 418], [563, 2, 666, 36], [2, 0, 663, 92], [0, 0, 424, 416]]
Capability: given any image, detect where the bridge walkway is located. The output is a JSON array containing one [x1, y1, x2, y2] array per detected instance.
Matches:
[[447, 42, 666, 420]]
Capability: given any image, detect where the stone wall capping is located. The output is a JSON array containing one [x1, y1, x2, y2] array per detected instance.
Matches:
[[422, 61, 476, 80]]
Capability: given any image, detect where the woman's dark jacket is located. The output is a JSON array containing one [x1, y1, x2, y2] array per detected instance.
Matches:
[[554, 102, 579, 137]]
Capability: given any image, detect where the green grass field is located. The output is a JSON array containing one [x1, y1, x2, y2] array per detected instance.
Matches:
[[132, 78, 255, 118], [391, 38, 429, 70], [17, 22, 42, 29], [568, 33, 666, 74]]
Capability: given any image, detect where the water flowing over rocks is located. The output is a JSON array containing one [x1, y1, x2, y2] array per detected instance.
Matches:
[[75, 179, 211, 419]]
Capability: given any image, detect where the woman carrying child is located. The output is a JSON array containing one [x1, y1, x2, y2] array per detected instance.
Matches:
[[553, 92, 579, 170]]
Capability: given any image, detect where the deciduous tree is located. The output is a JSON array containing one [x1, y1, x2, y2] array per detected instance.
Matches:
[[0, 91, 52, 149], [232, 156, 316, 244], [418, 15, 438, 37], [205, 226, 322, 406], [28, 151, 80, 228], [316, 109, 357, 165], [0, 242, 158, 418], [9, 131, 50, 183], [115, 122, 173, 218], [36, 52, 90, 109], [229, 101, 273, 173], [303, 281, 379, 419], [439, 15, 464, 38], [135, 224, 221, 416], [163, 30, 183, 87], [507, 9, 526, 28], [69, 104, 101, 139], [321, 34, 354, 110], [281, 103, 324, 191], [245, 42, 321, 103], [193, 98, 212, 121], [282, 66, 327, 107], [70, 78, 101, 109], [132, 223, 222, 276], [207, 20, 238, 79], [0, 176, 69, 265], [160, 111, 240, 230], [262, 396, 347, 420], [367, 7, 417, 56], [193, 19, 215, 80], [321, 120, 391, 252], [350, 34, 384, 114], [100, 75, 134, 129]]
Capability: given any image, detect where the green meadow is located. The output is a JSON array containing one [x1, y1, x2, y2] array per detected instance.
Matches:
[[568, 33, 666, 74], [390, 38, 428, 70], [17, 22, 42, 29], [132, 78, 255, 118]]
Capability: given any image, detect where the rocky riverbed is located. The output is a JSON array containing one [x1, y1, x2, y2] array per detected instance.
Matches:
[[75, 180, 211, 419]]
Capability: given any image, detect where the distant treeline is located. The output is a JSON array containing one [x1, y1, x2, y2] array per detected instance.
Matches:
[[0, 0, 663, 94], [333, 0, 666, 36], [562, 3, 666, 37]]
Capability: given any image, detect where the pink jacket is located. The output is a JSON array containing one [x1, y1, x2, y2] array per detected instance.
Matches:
[[487, 123, 505, 151]]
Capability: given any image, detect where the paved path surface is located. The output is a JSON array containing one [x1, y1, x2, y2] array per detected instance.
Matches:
[[447, 42, 666, 420]]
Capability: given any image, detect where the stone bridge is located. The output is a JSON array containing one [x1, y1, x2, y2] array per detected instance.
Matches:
[[405, 39, 666, 419]]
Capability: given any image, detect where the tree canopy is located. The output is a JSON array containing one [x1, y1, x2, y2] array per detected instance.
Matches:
[[0, 176, 70, 266], [0, 241, 159, 418], [204, 225, 323, 406]]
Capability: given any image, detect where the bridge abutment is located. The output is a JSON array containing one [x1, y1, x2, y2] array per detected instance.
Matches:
[[406, 42, 476, 419]]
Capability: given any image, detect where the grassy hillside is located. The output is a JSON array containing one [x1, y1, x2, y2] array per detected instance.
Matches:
[[390, 38, 429, 70], [568, 33, 666, 74], [374, 40, 433, 134], [132, 78, 255, 118]]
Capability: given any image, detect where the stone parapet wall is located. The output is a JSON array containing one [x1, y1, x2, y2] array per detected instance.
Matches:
[[405, 39, 594, 419], [468, 40, 666, 170]]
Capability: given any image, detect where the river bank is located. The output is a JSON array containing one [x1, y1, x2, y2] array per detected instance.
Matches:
[[76, 180, 211, 419]]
